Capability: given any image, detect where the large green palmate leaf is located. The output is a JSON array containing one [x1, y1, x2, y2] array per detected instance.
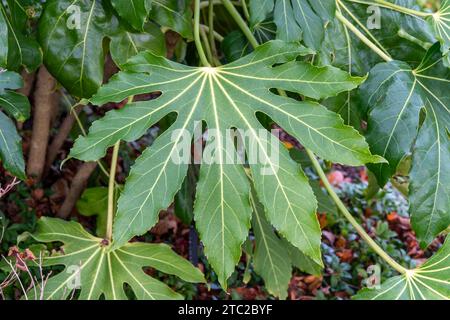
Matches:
[[247, 1, 436, 129], [0, 70, 30, 179], [28, 217, 204, 300], [112, 0, 193, 37], [426, 0, 450, 66], [69, 40, 383, 288], [325, 0, 436, 72], [38, 0, 185, 98], [0, 1, 42, 72], [318, 0, 437, 129], [38, 0, 114, 98], [354, 236, 450, 300], [361, 44, 450, 248]]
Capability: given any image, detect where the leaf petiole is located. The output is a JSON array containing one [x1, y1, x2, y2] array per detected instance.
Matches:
[[106, 141, 120, 243], [305, 149, 407, 275], [335, 10, 393, 62], [194, 0, 211, 66], [342, 0, 433, 17], [221, 0, 259, 48], [208, 0, 218, 60], [106, 96, 134, 243]]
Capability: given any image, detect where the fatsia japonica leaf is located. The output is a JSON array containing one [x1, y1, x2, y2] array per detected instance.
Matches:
[[149, 0, 193, 39], [0, 1, 42, 72], [249, 0, 334, 50], [4, 0, 30, 33], [0, 111, 25, 180], [222, 30, 252, 62], [0, 4, 8, 66], [248, 0, 274, 27], [222, 22, 276, 63], [319, 0, 438, 73], [251, 191, 292, 299], [70, 40, 383, 288], [426, 0, 450, 66], [318, 0, 437, 129], [38, 0, 112, 98], [28, 217, 205, 300], [109, 22, 166, 67], [111, 0, 152, 31], [254, 20, 277, 44], [76, 187, 110, 238], [0, 70, 30, 179], [250, 189, 322, 299], [0, 70, 30, 121], [38, 0, 183, 98], [361, 44, 450, 248], [354, 236, 450, 300]]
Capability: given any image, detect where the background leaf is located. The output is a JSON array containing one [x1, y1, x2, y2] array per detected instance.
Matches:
[[0, 70, 29, 179], [111, 0, 152, 31], [38, 0, 188, 98], [150, 0, 193, 39], [0, 1, 42, 72], [0, 111, 25, 179], [361, 44, 450, 248]]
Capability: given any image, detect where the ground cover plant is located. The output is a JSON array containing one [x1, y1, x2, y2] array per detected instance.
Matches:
[[0, 0, 449, 300]]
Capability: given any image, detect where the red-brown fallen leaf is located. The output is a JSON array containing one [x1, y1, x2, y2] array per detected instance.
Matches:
[[307, 276, 323, 292], [334, 291, 350, 299], [7, 246, 20, 257], [299, 296, 316, 300], [318, 213, 328, 229], [289, 290, 297, 300], [337, 249, 353, 262], [234, 287, 265, 300], [387, 211, 398, 222], [50, 179, 69, 201], [7, 246, 36, 271], [321, 285, 331, 295], [359, 169, 368, 182], [31, 188, 44, 200], [397, 216, 411, 228], [335, 236, 347, 249], [364, 207, 373, 218], [151, 212, 178, 236], [23, 248, 36, 261], [304, 275, 318, 284]]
